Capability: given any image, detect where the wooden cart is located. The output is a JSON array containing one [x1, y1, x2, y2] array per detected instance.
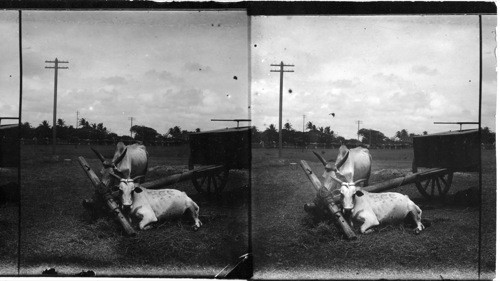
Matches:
[[188, 126, 251, 194], [410, 129, 480, 199]]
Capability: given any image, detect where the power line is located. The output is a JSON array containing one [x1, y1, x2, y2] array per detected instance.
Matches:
[[45, 58, 69, 156], [270, 61, 294, 158]]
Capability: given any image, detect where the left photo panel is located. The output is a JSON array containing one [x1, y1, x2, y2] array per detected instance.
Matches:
[[0, 10, 20, 276], [18, 10, 250, 277]]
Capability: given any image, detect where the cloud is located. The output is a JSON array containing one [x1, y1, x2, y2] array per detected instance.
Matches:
[[144, 69, 185, 85], [411, 65, 439, 76], [184, 62, 213, 73], [101, 76, 127, 85], [331, 79, 357, 89]]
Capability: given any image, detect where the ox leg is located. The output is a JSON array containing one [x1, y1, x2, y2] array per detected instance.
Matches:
[[135, 206, 158, 230], [186, 199, 202, 231], [357, 211, 379, 234], [408, 202, 425, 234]]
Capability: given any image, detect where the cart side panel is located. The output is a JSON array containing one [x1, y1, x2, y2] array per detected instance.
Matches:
[[189, 127, 250, 169], [413, 129, 480, 172], [0, 125, 19, 168]]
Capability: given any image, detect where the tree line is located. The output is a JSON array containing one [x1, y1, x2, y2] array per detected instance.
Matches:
[[16, 118, 495, 148], [252, 122, 496, 148], [18, 118, 200, 146]]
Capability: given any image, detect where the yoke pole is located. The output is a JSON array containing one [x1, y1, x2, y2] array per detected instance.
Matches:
[[78, 157, 137, 236], [300, 160, 357, 240]]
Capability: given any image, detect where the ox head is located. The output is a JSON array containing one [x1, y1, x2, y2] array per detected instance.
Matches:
[[328, 173, 366, 211], [91, 147, 128, 187], [315, 148, 350, 179], [108, 172, 144, 209], [315, 149, 352, 190]]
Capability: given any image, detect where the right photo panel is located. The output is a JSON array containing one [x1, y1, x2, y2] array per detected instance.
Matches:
[[251, 15, 496, 279]]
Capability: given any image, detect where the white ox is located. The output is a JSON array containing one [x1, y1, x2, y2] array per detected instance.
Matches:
[[92, 142, 148, 188], [305, 145, 373, 214], [111, 173, 202, 231], [323, 145, 372, 188], [330, 175, 425, 234]]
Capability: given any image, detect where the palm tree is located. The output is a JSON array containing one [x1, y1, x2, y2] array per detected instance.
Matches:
[[40, 120, 50, 129], [284, 122, 292, 131], [57, 118, 65, 127], [79, 118, 90, 128]]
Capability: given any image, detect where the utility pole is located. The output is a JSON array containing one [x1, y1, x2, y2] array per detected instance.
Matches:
[[355, 120, 363, 141], [76, 111, 79, 128], [302, 115, 306, 134], [129, 117, 135, 138], [45, 58, 69, 156], [271, 61, 294, 158]]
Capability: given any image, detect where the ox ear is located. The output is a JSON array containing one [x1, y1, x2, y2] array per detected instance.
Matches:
[[116, 142, 126, 153], [134, 187, 143, 193], [324, 162, 337, 172], [355, 190, 364, 197]]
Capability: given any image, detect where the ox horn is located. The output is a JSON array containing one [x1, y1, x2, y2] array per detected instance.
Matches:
[[353, 178, 366, 186], [336, 150, 350, 170], [91, 147, 106, 163], [109, 172, 123, 180], [132, 175, 145, 182], [313, 151, 328, 166], [113, 148, 128, 166]]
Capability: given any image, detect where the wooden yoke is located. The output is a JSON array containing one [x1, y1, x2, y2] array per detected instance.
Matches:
[[78, 156, 137, 237], [300, 160, 357, 240]]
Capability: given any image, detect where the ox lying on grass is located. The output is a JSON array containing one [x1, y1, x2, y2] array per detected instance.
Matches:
[[330, 172, 426, 235], [110, 173, 202, 231]]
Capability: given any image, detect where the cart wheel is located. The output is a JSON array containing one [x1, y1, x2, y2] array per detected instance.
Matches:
[[415, 172, 453, 200], [188, 163, 229, 195]]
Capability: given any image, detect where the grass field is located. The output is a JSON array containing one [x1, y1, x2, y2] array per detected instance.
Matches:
[[1, 144, 496, 278], [18, 144, 249, 277], [251, 147, 495, 280], [0, 167, 18, 276]]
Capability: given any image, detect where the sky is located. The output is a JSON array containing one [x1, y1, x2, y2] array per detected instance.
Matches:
[[251, 15, 496, 140], [0, 11, 19, 123], [1, 10, 249, 136], [0, 12, 496, 140]]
